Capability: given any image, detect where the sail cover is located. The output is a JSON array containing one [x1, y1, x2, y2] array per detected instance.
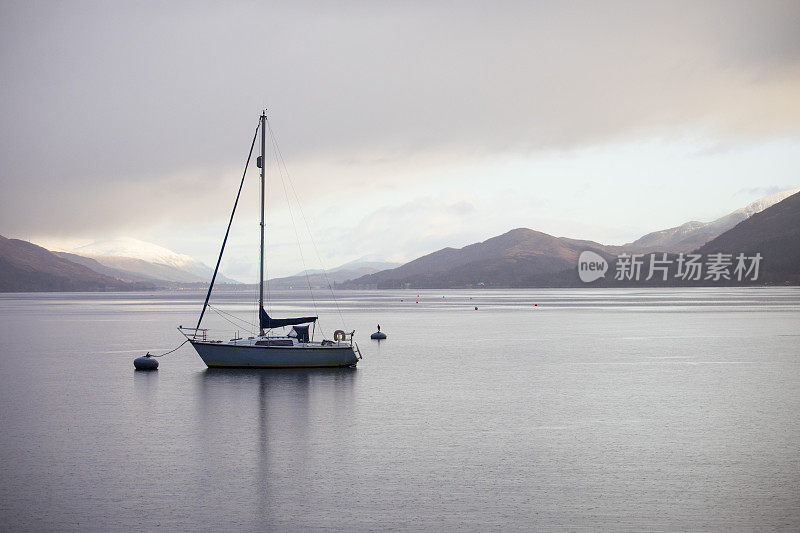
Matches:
[[260, 307, 317, 329]]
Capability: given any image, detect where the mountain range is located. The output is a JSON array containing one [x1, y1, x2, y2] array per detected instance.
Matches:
[[0, 236, 154, 292], [339, 229, 620, 289], [59, 238, 240, 284], [626, 187, 799, 252], [266, 258, 401, 289], [696, 190, 800, 284], [341, 188, 800, 289], [2, 187, 797, 291], [0, 236, 240, 292]]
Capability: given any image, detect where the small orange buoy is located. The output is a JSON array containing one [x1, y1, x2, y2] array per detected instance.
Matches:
[[534, 304, 537, 307], [416, 301, 419, 304], [474, 306, 478, 310]]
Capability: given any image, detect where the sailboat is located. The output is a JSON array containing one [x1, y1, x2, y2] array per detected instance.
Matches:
[[179, 111, 361, 368]]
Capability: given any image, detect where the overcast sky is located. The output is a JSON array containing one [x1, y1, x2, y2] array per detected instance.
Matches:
[[2, 1, 799, 280]]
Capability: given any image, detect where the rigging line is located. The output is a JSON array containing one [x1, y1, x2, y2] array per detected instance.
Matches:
[[252, 289, 259, 333], [265, 118, 346, 331], [288, 182, 346, 330], [265, 117, 343, 325], [265, 120, 323, 336], [207, 303, 258, 329], [268, 147, 325, 338], [276, 153, 323, 335], [209, 305, 257, 335], [265, 218, 271, 313], [196, 121, 260, 330]]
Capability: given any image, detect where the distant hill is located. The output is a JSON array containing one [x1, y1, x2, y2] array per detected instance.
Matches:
[[0, 235, 154, 292], [340, 228, 624, 289], [54, 251, 162, 283], [11, 188, 797, 291], [341, 191, 800, 289], [79, 255, 211, 283], [628, 187, 799, 252], [268, 259, 401, 289], [695, 191, 800, 284], [333, 258, 402, 272], [54, 237, 240, 285]]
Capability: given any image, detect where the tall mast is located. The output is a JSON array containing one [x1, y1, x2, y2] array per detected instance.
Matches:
[[259, 111, 266, 336]]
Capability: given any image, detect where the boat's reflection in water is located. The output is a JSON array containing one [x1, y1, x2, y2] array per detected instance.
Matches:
[[195, 367, 358, 527]]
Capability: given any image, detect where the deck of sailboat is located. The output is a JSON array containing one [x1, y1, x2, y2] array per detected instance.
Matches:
[[192, 337, 354, 349]]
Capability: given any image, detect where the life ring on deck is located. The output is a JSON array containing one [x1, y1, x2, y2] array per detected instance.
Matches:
[[333, 330, 347, 341]]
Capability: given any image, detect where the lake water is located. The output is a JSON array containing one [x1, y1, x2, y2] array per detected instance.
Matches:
[[1, 288, 799, 531]]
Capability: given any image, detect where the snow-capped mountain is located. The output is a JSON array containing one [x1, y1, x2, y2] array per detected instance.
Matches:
[[73, 238, 200, 270], [628, 186, 800, 252], [729, 187, 800, 218], [66, 237, 240, 284]]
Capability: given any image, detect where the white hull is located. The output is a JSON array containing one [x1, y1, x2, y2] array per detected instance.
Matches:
[[190, 340, 359, 368]]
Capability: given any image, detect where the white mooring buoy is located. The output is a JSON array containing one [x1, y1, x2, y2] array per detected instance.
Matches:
[[133, 353, 159, 370]]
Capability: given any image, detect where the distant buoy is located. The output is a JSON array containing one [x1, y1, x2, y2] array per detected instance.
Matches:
[[134, 354, 159, 370], [534, 304, 538, 307], [371, 324, 387, 340], [474, 306, 478, 310]]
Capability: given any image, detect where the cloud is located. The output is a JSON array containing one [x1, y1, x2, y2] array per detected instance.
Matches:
[[340, 197, 481, 263], [734, 185, 797, 198], [2, 1, 800, 250]]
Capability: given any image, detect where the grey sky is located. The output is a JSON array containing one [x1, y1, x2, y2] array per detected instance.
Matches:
[[2, 1, 799, 278]]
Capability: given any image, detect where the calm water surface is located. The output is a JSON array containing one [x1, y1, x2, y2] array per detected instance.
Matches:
[[0, 288, 799, 531]]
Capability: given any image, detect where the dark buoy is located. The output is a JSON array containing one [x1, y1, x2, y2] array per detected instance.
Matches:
[[134, 353, 159, 370], [370, 324, 387, 340]]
